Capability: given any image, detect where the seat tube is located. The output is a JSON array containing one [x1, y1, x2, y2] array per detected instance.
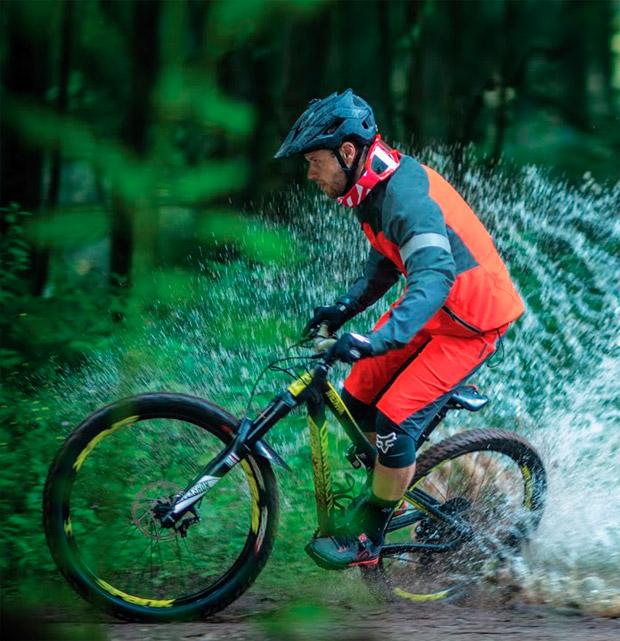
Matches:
[[307, 399, 335, 536]]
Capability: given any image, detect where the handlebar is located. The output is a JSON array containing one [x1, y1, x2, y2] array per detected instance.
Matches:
[[312, 323, 337, 354]]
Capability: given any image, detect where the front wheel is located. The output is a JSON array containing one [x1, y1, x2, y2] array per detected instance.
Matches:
[[362, 428, 546, 603], [43, 393, 279, 622]]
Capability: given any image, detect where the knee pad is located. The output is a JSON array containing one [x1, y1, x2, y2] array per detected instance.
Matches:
[[375, 411, 416, 468], [341, 388, 377, 433]]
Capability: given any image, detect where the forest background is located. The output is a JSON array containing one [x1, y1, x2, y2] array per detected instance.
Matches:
[[1, 0, 619, 625]]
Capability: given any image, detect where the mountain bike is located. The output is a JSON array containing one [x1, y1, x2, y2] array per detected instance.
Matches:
[[43, 327, 546, 622]]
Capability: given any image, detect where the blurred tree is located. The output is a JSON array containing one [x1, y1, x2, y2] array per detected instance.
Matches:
[[110, 0, 160, 294], [0, 1, 55, 294]]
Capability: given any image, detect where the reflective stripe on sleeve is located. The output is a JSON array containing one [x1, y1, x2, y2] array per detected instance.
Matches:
[[400, 233, 451, 264]]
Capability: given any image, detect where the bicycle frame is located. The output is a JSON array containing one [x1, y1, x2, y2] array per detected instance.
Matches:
[[160, 364, 475, 549]]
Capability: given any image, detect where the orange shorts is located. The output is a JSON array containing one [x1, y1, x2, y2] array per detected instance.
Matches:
[[343, 309, 507, 440]]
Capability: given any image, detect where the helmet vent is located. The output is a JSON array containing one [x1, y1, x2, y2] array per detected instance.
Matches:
[[324, 118, 344, 135]]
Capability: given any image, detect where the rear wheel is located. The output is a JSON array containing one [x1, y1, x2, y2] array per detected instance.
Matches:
[[43, 393, 278, 622], [361, 428, 546, 602]]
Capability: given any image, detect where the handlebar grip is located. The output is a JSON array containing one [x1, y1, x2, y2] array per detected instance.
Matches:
[[313, 323, 337, 354]]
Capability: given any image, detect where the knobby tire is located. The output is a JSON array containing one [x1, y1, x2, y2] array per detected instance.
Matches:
[[43, 393, 279, 622]]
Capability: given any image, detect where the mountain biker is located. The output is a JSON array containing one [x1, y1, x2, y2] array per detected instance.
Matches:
[[274, 89, 524, 570]]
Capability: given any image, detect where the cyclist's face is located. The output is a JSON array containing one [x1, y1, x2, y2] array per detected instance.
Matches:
[[304, 149, 346, 199]]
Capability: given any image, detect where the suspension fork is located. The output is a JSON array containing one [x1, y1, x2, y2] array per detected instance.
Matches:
[[160, 390, 299, 528]]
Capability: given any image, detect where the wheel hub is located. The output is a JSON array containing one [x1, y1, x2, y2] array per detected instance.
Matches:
[[131, 480, 185, 540], [415, 496, 471, 544]]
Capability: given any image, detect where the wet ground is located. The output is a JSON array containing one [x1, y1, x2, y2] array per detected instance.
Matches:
[[6, 599, 619, 641]]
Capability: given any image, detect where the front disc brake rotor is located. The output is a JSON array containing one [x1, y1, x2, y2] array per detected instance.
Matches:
[[131, 480, 184, 540]]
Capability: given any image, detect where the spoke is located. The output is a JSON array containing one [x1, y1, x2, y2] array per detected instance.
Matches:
[[182, 536, 193, 560], [174, 532, 184, 567], [465, 451, 481, 498], [422, 476, 448, 502], [149, 524, 156, 582], [118, 523, 141, 555], [157, 540, 165, 579], [472, 453, 493, 504], [133, 506, 154, 528], [135, 537, 154, 566]]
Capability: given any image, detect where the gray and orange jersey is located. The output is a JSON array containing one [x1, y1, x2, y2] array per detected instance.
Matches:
[[338, 155, 524, 355]]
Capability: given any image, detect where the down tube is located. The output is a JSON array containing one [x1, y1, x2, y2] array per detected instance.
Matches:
[[307, 400, 335, 536], [323, 382, 376, 462]]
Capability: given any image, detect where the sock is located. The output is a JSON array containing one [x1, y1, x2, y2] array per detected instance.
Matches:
[[361, 491, 400, 545]]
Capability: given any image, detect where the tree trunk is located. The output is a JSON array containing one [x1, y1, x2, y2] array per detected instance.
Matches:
[[492, 0, 519, 164], [0, 2, 50, 294], [38, 0, 74, 296], [109, 0, 160, 292]]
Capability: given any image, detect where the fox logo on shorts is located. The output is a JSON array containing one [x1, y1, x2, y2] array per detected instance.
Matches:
[[376, 432, 397, 454]]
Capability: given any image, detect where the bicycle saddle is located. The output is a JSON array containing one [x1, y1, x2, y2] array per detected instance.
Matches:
[[446, 385, 489, 411]]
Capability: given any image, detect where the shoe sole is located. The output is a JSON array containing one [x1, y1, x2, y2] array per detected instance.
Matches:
[[348, 557, 380, 568], [305, 543, 379, 571]]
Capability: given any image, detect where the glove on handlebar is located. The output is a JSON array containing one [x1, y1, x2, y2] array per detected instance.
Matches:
[[303, 301, 355, 336], [328, 332, 374, 364]]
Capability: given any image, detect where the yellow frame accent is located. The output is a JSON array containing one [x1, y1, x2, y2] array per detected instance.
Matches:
[[325, 382, 359, 428], [287, 372, 314, 397], [308, 413, 334, 532]]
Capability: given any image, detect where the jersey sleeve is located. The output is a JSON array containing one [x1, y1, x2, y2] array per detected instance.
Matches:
[[369, 165, 456, 354], [337, 247, 401, 314]]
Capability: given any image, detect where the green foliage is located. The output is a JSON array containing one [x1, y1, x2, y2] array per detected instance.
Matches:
[[2, 291, 112, 373], [157, 69, 255, 137], [0, 204, 32, 302], [25, 206, 108, 250], [198, 210, 301, 265]]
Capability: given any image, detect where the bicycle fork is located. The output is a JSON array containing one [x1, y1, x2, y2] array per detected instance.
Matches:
[[159, 390, 298, 529]]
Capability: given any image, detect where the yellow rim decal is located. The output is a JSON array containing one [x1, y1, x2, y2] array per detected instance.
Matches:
[[249, 457, 265, 490], [287, 372, 313, 397], [95, 578, 174, 608], [73, 415, 139, 471], [241, 460, 260, 534], [521, 465, 533, 509], [393, 587, 451, 602], [63, 519, 73, 537]]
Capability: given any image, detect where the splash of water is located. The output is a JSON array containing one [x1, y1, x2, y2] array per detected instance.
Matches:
[[51, 148, 620, 615]]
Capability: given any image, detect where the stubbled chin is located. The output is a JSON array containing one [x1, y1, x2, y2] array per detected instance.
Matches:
[[313, 182, 338, 199]]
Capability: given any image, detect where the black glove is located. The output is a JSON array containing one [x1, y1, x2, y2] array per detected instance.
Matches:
[[327, 332, 374, 364], [303, 301, 354, 337]]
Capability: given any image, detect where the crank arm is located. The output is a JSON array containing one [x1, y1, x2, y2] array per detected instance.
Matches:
[[386, 509, 425, 532], [381, 540, 462, 555]]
